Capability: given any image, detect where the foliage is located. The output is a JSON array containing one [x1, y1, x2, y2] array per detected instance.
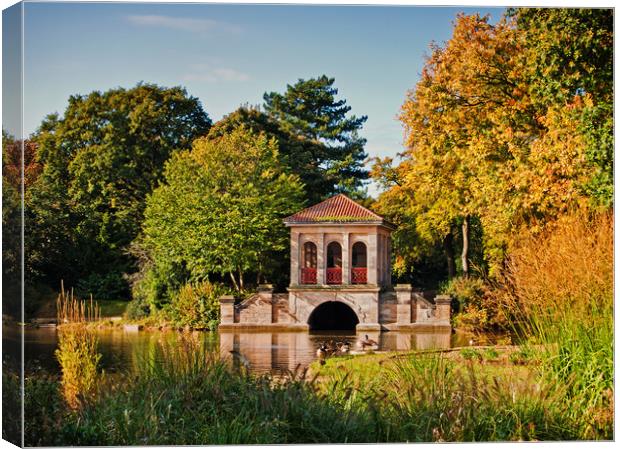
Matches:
[[459, 348, 481, 361], [441, 276, 506, 332], [28, 83, 211, 298], [138, 126, 304, 304], [125, 295, 151, 320], [264, 75, 369, 200], [482, 348, 499, 361], [55, 328, 102, 409], [2, 133, 43, 315], [164, 281, 231, 330], [511, 8, 613, 208], [441, 276, 487, 311], [500, 209, 613, 438], [373, 10, 612, 279]]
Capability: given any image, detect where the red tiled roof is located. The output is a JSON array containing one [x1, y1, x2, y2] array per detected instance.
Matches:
[[284, 194, 385, 224]]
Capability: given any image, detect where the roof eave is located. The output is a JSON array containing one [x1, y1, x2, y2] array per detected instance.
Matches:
[[283, 219, 396, 230]]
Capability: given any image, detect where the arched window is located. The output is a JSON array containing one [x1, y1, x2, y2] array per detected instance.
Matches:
[[301, 242, 317, 284], [303, 242, 317, 268], [326, 242, 342, 284], [351, 242, 367, 284], [327, 242, 342, 268], [351, 242, 367, 268]]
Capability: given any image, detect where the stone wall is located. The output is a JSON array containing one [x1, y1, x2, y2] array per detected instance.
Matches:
[[220, 284, 451, 330]]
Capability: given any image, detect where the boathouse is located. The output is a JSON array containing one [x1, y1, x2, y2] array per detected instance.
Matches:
[[219, 194, 451, 331]]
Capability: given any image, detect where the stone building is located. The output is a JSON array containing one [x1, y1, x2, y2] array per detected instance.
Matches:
[[219, 194, 451, 331]]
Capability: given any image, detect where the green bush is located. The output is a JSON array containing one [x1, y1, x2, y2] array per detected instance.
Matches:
[[441, 276, 507, 332], [440, 276, 486, 312], [125, 295, 150, 320], [164, 281, 231, 330]]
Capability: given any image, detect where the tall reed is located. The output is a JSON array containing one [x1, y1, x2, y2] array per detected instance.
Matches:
[[501, 209, 613, 439], [56, 280, 100, 324], [54, 283, 102, 409]]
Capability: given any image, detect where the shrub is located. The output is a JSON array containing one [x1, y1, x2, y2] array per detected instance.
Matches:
[[441, 276, 487, 312], [165, 280, 231, 330], [55, 327, 101, 409], [125, 295, 150, 320], [441, 276, 507, 332]]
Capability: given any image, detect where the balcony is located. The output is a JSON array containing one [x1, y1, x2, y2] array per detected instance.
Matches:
[[351, 267, 367, 284], [300, 267, 317, 284], [326, 267, 342, 284]]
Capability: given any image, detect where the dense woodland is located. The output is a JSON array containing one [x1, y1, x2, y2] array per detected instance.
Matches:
[[2, 8, 613, 332]]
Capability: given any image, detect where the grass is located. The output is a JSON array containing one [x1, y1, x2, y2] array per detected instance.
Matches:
[[16, 337, 612, 445]]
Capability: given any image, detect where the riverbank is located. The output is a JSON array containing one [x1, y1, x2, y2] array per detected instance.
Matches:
[[9, 336, 612, 446]]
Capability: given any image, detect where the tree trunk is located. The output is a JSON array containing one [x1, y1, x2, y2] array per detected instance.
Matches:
[[461, 215, 470, 277], [238, 268, 244, 292], [229, 272, 239, 291], [443, 231, 456, 279]]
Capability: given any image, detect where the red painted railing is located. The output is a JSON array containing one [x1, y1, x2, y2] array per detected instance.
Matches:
[[326, 267, 342, 284], [351, 267, 367, 284], [301, 267, 317, 284]]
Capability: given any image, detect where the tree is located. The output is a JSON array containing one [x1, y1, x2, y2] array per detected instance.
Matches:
[[263, 76, 369, 201], [138, 127, 304, 307], [29, 83, 211, 298], [3, 133, 44, 315], [380, 12, 604, 278], [511, 8, 613, 207]]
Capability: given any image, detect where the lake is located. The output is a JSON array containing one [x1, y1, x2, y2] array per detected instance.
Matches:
[[9, 326, 467, 376]]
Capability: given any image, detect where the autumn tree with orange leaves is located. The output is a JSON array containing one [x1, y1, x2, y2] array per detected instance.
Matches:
[[373, 9, 612, 279]]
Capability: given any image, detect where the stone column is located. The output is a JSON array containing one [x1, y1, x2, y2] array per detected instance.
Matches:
[[290, 231, 299, 286], [434, 294, 452, 325], [386, 236, 392, 286], [342, 232, 350, 284], [395, 284, 412, 325], [317, 233, 326, 285], [368, 233, 378, 285], [219, 295, 236, 324], [377, 235, 383, 285]]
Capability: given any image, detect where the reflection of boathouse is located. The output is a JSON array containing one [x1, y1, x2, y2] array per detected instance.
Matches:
[[219, 194, 451, 331]]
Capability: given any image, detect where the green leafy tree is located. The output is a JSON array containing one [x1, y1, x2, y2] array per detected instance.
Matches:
[[511, 8, 613, 207], [29, 83, 211, 298], [137, 127, 304, 308], [263, 76, 368, 201]]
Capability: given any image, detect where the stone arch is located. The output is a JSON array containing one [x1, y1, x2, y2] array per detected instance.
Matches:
[[307, 300, 360, 331]]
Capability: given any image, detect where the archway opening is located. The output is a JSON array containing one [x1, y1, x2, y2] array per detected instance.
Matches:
[[308, 301, 359, 331]]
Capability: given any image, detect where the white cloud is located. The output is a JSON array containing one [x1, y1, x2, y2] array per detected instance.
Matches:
[[126, 15, 242, 35], [182, 64, 250, 83]]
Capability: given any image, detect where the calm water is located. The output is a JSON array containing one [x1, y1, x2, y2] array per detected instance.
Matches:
[[15, 326, 464, 376]]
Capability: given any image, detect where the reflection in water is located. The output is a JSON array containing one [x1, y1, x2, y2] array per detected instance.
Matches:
[[24, 327, 454, 376], [220, 330, 452, 374]]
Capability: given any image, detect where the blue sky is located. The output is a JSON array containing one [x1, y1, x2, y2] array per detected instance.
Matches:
[[13, 2, 504, 193]]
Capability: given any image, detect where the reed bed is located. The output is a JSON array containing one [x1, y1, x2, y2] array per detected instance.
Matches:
[[500, 209, 614, 439], [54, 283, 103, 409], [56, 280, 101, 324]]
